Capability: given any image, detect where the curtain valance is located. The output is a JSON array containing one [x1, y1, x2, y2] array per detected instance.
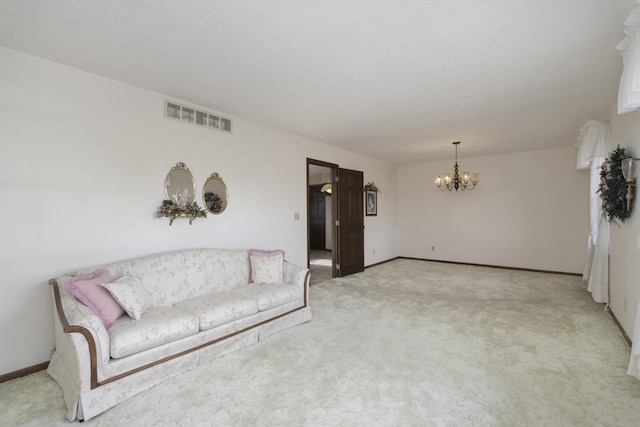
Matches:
[[575, 120, 610, 169], [617, 1, 640, 114]]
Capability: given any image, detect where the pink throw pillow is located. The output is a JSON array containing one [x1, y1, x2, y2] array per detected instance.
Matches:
[[248, 249, 285, 284], [66, 268, 124, 328]]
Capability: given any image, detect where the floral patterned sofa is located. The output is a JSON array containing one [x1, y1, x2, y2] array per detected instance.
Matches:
[[47, 248, 311, 421]]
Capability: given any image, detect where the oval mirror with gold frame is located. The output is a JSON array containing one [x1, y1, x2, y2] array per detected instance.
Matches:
[[202, 172, 228, 214], [164, 162, 196, 206]]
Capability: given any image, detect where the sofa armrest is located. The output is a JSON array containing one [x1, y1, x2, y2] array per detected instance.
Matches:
[[283, 261, 310, 306], [50, 278, 111, 389], [282, 261, 309, 287]]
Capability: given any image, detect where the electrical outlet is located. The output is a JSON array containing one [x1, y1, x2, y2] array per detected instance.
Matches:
[[294, 212, 300, 220], [431, 245, 435, 251], [373, 249, 376, 255]]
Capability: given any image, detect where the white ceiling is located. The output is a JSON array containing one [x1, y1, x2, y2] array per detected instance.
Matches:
[[0, 1, 635, 164]]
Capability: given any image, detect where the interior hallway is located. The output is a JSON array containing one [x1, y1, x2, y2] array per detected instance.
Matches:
[[309, 249, 333, 286]]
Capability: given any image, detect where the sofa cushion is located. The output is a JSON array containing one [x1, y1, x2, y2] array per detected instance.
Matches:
[[65, 269, 125, 328], [108, 306, 199, 359], [238, 283, 301, 311], [174, 291, 259, 331], [101, 276, 150, 320], [249, 249, 284, 284]]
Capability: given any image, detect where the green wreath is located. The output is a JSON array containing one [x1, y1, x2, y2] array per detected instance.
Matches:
[[598, 145, 633, 224]]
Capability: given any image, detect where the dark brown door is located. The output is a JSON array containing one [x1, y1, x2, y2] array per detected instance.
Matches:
[[337, 168, 364, 277], [309, 184, 326, 250]]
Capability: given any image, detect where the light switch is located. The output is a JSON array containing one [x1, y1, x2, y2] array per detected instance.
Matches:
[[294, 212, 300, 220]]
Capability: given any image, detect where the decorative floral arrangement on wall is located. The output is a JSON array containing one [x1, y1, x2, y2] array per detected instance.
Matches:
[[364, 182, 381, 193], [598, 145, 634, 224], [156, 200, 207, 225]]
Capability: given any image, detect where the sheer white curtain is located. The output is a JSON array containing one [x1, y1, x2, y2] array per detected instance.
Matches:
[[617, 1, 640, 114], [575, 121, 610, 302], [587, 215, 609, 303]]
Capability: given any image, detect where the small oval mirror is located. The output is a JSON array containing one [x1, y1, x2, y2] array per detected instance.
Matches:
[[164, 162, 196, 206], [202, 173, 228, 214]]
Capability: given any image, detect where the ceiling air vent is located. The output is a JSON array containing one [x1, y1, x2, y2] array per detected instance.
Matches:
[[165, 101, 232, 133]]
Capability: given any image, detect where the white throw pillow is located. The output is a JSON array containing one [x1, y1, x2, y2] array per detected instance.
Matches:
[[101, 276, 150, 320], [250, 253, 284, 284]]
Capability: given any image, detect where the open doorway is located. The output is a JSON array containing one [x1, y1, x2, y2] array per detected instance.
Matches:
[[307, 159, 338, 285]]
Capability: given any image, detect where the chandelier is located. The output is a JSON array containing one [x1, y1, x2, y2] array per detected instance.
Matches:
[[320, 183, 332, 194], [434, 141, 479, 191]]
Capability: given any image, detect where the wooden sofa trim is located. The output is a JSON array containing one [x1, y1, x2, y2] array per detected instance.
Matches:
[[51, 278, 101, 389], [50, 269, 311, 390]]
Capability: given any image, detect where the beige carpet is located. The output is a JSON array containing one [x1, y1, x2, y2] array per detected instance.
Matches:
[[1, 259, 639, 426], [309, 249, 333, 286]]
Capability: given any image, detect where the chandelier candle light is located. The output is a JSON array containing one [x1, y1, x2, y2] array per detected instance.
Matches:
[[434, 141, 479, 191], [622, 156, 639, 211]]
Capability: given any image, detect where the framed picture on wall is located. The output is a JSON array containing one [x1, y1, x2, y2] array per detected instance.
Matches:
[[366, 190, 377, 216]]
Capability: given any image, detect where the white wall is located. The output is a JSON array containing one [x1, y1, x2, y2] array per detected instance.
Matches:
[[0, 46, 398, 375], [397, 147, 589, 273], [609, 108, 640, 337]]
